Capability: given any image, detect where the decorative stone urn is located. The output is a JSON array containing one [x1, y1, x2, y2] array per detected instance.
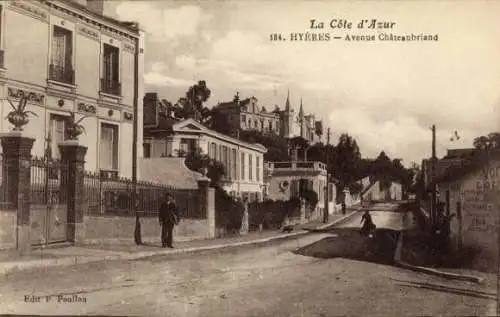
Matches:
[[6, 112, 30, 131], [5, 96, 37, 131], [65, 113, 87, 140]]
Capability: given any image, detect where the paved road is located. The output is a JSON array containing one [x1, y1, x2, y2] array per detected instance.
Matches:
[[0, 207, 496, 316]]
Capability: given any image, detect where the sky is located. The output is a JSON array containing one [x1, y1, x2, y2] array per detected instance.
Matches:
[[106, 0, 500, 166]]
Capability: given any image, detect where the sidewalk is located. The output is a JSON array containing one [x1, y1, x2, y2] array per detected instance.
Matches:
[[0, 208, 361, 275]]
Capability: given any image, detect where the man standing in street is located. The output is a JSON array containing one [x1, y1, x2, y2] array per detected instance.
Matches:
[[159, 193, 179, 248]]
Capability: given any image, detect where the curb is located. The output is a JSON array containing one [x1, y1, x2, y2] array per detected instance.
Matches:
[[307, 209, 361, 232], [0, 211, 358, 276], [393, 231, 484, 284]]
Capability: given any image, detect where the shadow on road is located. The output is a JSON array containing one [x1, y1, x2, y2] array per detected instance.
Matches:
[[294, 227, 401, 266]]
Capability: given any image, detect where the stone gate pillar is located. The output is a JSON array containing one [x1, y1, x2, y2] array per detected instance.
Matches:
[[59, 140, 87, 244], [0, 132, 35, 254], [198, 178, 215, 238]]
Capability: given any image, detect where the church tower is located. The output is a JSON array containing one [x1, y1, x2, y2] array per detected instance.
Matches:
[[280, 89, 294, 138], [298, 98, 305, 138]]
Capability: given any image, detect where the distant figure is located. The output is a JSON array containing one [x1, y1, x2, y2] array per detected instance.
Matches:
[[159, 193, 179, 248], [360, 210, 376, 237], [239, 198, 249, 235]]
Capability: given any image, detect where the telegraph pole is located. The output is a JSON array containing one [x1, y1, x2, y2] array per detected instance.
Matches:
[[323, 128, 331, 223], [430, 124, 437, 227]]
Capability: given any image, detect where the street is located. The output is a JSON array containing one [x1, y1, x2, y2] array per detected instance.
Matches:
[[0, 207, 496, 316]]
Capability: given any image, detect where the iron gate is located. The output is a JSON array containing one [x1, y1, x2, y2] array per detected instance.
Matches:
[[30, 158, 68, 245]]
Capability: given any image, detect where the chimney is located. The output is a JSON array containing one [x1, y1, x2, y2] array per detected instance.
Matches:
[[87, 0, 104, 15]]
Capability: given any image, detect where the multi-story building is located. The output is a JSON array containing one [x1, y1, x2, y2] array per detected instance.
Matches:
[[0, 0, 145, 178], [213, 91, 323, 144], [143, 93, 267, 201], [215, 93, 281, 135]]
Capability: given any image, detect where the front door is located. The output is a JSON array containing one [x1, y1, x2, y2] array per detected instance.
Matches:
[[30, 158, 68, 246]]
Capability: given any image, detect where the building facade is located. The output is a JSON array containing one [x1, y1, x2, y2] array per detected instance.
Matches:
[[144, 118, 267, 201], [0, 0, 144, 178], [435, 154, 499, 270], [213, 91, 323, 144], [215, 94, 281, 135], [264, 160, 335, 219]]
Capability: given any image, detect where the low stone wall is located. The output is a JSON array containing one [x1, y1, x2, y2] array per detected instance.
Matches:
[[0, 209, 16, 250], [83, 215, 211, 244]]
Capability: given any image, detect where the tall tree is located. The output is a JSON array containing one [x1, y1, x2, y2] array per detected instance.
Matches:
[[473, 132, 500, 150], [176, 80, 212, 122], [331, 133, 361, 189]]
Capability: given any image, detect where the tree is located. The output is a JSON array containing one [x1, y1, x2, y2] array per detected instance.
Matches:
[[239, 130, 290, 161], [173, 80, 212, 123], [331, 133, 361, 189], [184, 147, 226, 187], [473, 132, 500, 150]]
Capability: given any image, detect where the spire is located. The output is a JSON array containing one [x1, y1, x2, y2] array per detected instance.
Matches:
[[299, 97, 304, 118], [285, 89, 291, 111]]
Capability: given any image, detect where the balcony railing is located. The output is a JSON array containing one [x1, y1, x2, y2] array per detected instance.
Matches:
[[0, 50, 4, 69], [49, 64, 75, 84], [267, 161, 327, 172], [100, 78, 121, 96]]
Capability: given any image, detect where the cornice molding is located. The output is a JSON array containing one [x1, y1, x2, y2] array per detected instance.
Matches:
[[43, 0, 139, 41], [9, 1, 49, 23], [77, 25, 100, 41]]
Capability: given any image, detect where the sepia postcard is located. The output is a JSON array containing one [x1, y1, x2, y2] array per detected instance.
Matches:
[[0, 0, 499, 316]]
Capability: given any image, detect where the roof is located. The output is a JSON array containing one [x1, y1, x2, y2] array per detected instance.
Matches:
[[51, 0, 140, 36], [144, 117, 180, 136], [170, 119, 268, 153], [431, 150, 500, 186], [443, 148, 476, 159], [139, 158, 207, 189]]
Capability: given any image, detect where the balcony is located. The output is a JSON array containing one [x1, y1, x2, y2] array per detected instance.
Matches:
[[265, 161, 327, 174], [100, 78, 121, 96], [49, 64, 75, 85]]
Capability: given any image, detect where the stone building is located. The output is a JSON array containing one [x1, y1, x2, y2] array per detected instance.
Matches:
[[215, 93, 281, 135], [213, 91, 323, 144], [0, 0, 145, 178]]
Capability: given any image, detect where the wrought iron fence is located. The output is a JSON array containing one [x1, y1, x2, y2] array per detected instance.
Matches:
[[30, 157, 67, 205], [83, 171, 203, 219]]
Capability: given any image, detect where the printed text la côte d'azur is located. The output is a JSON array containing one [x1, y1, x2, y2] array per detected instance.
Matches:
[[310, 19, 396, 30]]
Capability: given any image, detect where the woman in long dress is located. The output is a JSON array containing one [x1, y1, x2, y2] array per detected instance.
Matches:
[[239, 198, 249, 235]]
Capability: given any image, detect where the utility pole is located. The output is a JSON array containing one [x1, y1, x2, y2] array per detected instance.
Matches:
[[430, 124, 437, 227], [323, 127, 331, 223], [133, 30, 141, 245]]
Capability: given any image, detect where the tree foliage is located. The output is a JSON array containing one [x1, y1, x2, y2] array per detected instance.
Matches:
[[163, 80, 213, 124], [239, 130, 290, 161], [184, 148, 226, 187], [473, 132, 500, 150]]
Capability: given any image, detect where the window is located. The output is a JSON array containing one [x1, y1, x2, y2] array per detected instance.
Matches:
[[218, 144, 223, 162], [249, 154, 253, 181], [50, 26, 74, 84], [268, 121, 273, 131], [101, 43, 121, 95], [231, 149, 237, 180], [143, 143, 151, 158], [212, 143, 217, 160], [328, 183, 334, 202], [100, 123, 119, 170], [240, 153, 245, 180], [256, 156, 261, 182], [48, 114, 67, 160], [291, 180, 299, 197]]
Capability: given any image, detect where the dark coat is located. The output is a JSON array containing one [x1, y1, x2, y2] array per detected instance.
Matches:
[[159, 200, 179, 225]]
